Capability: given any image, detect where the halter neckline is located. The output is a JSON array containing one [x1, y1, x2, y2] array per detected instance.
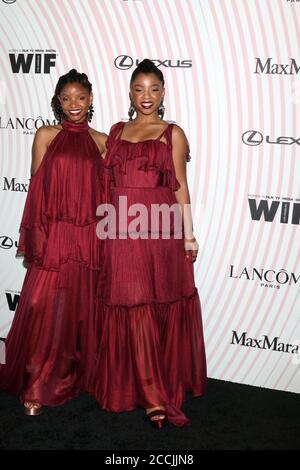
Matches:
[[62, 119, 89, 133]]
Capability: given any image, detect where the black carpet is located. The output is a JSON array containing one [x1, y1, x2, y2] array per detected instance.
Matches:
[[0, 378, 299, 450]]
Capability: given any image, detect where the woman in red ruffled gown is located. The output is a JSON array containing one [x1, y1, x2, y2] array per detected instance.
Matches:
[[0, 69, 107, 415], [95, 59, 207, 427]]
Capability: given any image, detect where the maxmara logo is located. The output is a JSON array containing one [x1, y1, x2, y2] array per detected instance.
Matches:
[[229, 265, 299, 289], [8, 49, 57, 74], [2, 177, 30, 192], [231, 331, 299, 354], [248, 197, 300, 225], [114, 55, 192, 70], [254, 58, 300, 75]]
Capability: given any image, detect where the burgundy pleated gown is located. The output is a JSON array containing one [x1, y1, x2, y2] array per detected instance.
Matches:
[[94, 121, 207, 426], [0, 119, 103, 406]]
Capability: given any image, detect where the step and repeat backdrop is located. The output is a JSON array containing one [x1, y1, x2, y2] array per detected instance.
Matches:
[[0, 0, 299, 392]]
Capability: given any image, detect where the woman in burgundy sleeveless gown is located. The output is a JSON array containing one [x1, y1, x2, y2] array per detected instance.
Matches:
[[95, 59, 207, 427], [0, 69, 107, 415]]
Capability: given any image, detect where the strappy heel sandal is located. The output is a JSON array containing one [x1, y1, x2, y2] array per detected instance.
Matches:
[[146, 408, 168, 429], [24, 401, 43, 416]]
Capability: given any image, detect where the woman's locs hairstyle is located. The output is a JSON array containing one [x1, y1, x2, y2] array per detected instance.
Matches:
[[128, 59, 165, 121], [51, 69, 94, 122]]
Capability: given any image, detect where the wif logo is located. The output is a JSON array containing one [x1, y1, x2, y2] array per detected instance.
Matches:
[[248, 198, 300, 225], [8, 49, 56, 74], [6, 292, 20, 312]]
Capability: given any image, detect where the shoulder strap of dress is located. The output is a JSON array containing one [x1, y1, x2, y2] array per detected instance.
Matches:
[[155, 122, 174, 143], [107, 121, 125, 145], [108, 121, 125, 142], [164, 123, 191, 162], [164, 123, 174, 150]]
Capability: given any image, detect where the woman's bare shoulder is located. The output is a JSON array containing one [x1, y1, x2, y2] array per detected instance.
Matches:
[[89, 127, 108, 154], [89, 127, 107, 140], [171, 123, 188, 143], [34, 124, 62, 146]]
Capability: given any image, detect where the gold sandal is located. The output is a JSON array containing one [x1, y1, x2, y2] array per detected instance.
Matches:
[[24, 401, 43, 416]]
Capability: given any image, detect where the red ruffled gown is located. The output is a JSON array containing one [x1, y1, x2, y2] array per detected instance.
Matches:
[[94, 121, 207, 426], [0, 119, 103, 406]]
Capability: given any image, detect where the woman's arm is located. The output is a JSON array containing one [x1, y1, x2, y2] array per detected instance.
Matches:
[[172, 125, 199, 261], [31, 126, 55, 176]]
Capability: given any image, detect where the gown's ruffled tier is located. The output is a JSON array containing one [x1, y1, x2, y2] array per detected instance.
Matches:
[[94, 121, 207, 426], [0, 119, 103, 405]]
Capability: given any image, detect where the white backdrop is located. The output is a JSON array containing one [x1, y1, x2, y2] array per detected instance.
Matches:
[[0, 0, 299, 393]]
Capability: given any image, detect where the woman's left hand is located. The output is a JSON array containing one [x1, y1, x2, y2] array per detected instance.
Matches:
[[184, 237, 199, 263]]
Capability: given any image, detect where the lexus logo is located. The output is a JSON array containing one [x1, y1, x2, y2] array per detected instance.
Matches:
[[242, 130, 300, 146], [0, 236, 14, 249], [242, 131, 263, 146], [114, 55, 134, 70], [114, 55, 192, 70], [2, 0, 16, 3]]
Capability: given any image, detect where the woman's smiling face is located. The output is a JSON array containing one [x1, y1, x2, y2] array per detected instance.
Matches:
[[130, 72, 165, 117], [58, 82, 92, 122]]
